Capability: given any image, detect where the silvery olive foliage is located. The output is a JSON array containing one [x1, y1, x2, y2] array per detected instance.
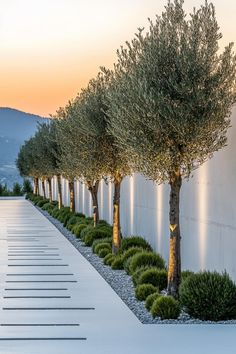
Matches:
[[106, 0, 236, 183], [55, 73, 131, 186]]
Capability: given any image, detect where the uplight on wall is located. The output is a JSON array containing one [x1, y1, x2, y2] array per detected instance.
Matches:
[[156, 183, 163, 252], [100, 179, 104, 219], [198, 165, 208, 270], [130, 175, 134, 235], [108, 181, 112, 224]]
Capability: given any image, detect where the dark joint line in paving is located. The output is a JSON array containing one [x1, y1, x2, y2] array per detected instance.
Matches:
[[8, 264, 68, 267], [0, 337, 86, 341], [8, 259, 62, 261], [3, 296, 71, 299], [5, 281, 77, 283], [3, 307, 95, 310], [0, 324, 79, 326], [6, 274, 74, 276], [4, 288, 68, 291], [8, 254, 60, 256]]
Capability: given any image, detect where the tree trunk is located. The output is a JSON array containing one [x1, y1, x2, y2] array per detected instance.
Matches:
[[34, 177, 39, 195], [68, 180, 75, 213], [57, 174, 63, 209], [112, 175, 123, 254], [88, 181, 100, 227], [167, 169, 182, 298], [47, 178, 52, 203], [42, 179, 46, 199]]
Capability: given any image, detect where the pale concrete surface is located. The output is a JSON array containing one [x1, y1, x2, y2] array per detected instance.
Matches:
[[0, 199, 235, 354]]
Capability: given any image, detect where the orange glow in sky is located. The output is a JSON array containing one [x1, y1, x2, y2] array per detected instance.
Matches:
[[0, 0, 235, 116]]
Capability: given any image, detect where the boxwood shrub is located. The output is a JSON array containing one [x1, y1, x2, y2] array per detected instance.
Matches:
[[73, 224, 87, 238], [92, 237, 112, 253], [103, 253, 114, 265], [179, 271, 236, 321], [37, 199, 49, 207], [181, 270, 195, 282], [111, 256, 124, 270], [129, 252, 165, 275], [138, 268, 167, 290], [98, 248, 111, 258], [80, 225, 93, 241], [94, 243, 112, 255], [145, 292, 160, 311], [122, 247, 144, 264], [151, 296, 180, 319], [120, 236, 152, 253], [105, 254, 116, 266], [132, 266, 152, 286], [135, 284, 157, 301], [84, 229, 112, 246]]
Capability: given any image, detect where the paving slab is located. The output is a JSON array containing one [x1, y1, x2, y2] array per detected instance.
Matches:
[[0, 198, 235, 354]]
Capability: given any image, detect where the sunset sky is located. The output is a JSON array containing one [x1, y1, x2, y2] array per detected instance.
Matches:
[[0, 0, 235, 117]]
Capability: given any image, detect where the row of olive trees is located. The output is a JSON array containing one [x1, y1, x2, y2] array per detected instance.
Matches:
[[17, 0, 236, 296]]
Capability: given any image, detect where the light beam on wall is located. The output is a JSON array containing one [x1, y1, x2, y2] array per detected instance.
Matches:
[[198, 165, 208, 270], [156, 183, 163, 252], [100, 179, 103, 219], [108, 181, 112, 224], [82, 183, 85, 214], [130, 175, 134, 235]]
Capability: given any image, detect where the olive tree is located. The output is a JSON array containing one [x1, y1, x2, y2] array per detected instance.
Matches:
[[54, 98, 106, 226], [69, 74, 130, 252], [106, 0, 236, 295], [52, 107, 78, 213], [17, 140, 39, 195], [17, 135, 47, 196]]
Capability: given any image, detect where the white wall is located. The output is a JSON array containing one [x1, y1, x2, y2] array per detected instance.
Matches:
[[39, 107, 236, 281]]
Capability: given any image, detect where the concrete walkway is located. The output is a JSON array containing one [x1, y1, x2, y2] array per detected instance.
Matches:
[[0, 198, 235, 354]]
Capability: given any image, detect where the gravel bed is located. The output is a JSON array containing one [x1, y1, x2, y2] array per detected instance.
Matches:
[[35, 205, 236, 325]]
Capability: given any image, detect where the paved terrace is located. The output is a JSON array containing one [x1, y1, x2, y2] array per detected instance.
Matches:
[[0, 198, 235, 354]]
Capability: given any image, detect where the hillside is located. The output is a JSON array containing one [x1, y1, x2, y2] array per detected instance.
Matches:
[[0, 107, 45, 187]]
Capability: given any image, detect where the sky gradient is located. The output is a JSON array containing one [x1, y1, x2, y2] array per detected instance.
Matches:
[[0, 0, 235, 116]]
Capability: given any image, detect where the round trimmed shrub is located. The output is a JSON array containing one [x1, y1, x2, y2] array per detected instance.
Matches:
[[37, 199, 49, 207], [73, 224, 87, 238], [123, 257, 133, 274], [135, 284, 157, 301], [80, 225, 93, 241], [84, 229, 112, 246], [105, 254, 116, 266], [97, 220, 109, 226], [132, 266, 152, 286], [129, 252, 165, 275], [75, 212, 85, 218], [94, 243, 112, 255], [179, 271, 236, 321], [67, 215, 80, 227], [111, 256, 124, 270], [145, 292, 160, 311], [97, 225, 113, 235], [151, 296, 180, 319], [63, 213, 73, 226], [103, 253, 113, 265], [51, 208, 60, 218], [92, 237, 112, 252], [98, 248, 111, 258], [122, 247, 144, 264], [181, 270, 194, 282], [138, 268, 167, 290], [120, 236, 152, 253]]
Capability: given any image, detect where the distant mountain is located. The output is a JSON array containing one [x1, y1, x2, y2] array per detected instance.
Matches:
[[0, 107, 45, 188]]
